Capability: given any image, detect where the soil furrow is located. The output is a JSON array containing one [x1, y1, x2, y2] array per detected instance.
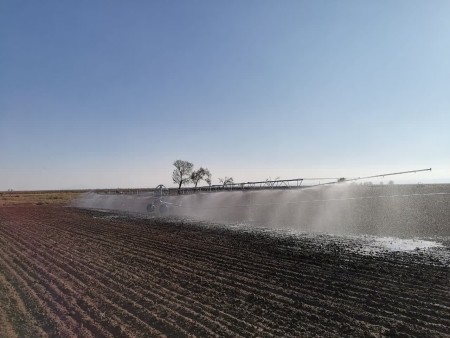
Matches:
[[1, 204, 449, 338], [53, 214, 450, 310], [46, 220, 450, 334], [2, 222, 243, 337], [8, 211, 338, 336], [1, 225, 185, 337], [38, 220, 341, 336]]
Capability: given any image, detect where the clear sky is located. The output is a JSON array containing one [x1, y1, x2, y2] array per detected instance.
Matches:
[[1, 0, 449, 190]]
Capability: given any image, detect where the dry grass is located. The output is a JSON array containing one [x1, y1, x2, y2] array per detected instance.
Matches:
[[0, 191, 82, 206]]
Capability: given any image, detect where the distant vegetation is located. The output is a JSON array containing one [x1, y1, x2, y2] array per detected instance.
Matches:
[[0, 191, 81, 206], [172, 160, 194, 190], [191, 167, 212, 190], [219, 177, 234, 187], [172, 160, 213, 191]]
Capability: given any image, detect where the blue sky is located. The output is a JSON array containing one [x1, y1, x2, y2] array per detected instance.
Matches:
[[1, 1, 449, 190]]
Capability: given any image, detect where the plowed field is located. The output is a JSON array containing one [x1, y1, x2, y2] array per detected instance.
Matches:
[[0, 204, 449, 337]]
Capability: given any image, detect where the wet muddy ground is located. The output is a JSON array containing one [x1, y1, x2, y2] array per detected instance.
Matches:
[[73, 184, 450, 238], [0, 204, 449, 337]]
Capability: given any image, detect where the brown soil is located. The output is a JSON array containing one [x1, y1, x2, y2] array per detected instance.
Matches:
[[0, 191, 81, 206], [0, 204, 449, 337]]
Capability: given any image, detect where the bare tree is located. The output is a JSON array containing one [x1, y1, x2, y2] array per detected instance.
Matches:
[[190, 167, 210, 190], [172, 160, 194, 190], [219, 176, 234, 187], [204, 168, 212, 187]]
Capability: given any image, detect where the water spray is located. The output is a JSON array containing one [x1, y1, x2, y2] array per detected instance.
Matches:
[[147, 168, 433, 215], [72, 167, 437, 233]]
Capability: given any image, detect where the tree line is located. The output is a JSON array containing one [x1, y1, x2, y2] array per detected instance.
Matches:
[[172, 160, 233, 191]]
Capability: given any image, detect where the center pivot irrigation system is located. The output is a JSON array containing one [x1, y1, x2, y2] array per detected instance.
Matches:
[[146, 168, 432, 215]]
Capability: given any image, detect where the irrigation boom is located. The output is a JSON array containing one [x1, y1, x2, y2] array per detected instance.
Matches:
[[147, 168, 432, 215], [177, 168, 432, 193], [342, 168, 432, 183]]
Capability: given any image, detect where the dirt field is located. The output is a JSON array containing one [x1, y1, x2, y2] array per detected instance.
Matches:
[[0, 191, 81, 206], [1, 203, 449, 337]]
